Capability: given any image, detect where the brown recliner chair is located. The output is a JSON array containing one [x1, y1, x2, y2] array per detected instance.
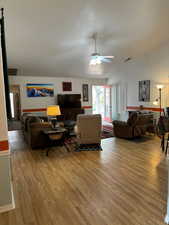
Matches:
[[113, 112, 148, 139], [75, 114, 102, 145]]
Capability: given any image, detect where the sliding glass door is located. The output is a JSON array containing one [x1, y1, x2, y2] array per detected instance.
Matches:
[[92, 85, 112, 122]]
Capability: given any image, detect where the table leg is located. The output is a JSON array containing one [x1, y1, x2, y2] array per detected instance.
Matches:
[[46, 148, 50, 156], [63, 142, 70, 152], [161, 135, 165, 152], [165, 134, 169, 156]]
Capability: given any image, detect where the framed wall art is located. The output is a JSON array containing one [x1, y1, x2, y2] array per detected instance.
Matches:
[[62, 82, 72, 91], [26, 83, 54, 97], [82, 84, 89, 102], [138, 80, 150, 102]]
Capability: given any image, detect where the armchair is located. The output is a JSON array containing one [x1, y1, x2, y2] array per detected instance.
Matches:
[[75, 114, 102, 145], [113, 112, 148, 139]]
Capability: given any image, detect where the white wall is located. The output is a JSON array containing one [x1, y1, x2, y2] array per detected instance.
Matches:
[[0, 63, 8, 143], [9, 76, 107, 114], [108, 41, 169, 118], [0, 48, 14, 212]]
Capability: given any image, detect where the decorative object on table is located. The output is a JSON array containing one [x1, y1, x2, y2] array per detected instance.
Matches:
[[139, 80, 150, 102], [62, 82, 72, 91], [82, 84, 89, 102], [47, 105, 61, 129], [153, 84, 164, 116], [26, 83, 54, 97]]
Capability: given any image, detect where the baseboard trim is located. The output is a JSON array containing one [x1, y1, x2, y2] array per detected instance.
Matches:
[[0, 181, 15, 214], [0, 201, 15, 213], [165, 215, 169, 224], [0, 150, 10, 156]]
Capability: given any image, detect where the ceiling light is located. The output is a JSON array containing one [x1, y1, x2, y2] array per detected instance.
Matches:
[[90, 58, 102, 65], [90, 59, 96, 65], [96, 58, 101, 64]]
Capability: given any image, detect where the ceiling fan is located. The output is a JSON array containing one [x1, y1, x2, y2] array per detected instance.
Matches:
[[90, 33, 114, 65]]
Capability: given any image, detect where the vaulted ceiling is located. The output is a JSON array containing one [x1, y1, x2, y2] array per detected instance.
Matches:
[[2, 0, 169, 78]]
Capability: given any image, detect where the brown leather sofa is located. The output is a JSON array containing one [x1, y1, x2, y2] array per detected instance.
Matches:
[[22, 114, 52, 149], [113, 112, 153, 139]]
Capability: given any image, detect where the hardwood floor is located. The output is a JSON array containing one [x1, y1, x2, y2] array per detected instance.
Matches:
[[0, 131, 168, 225]]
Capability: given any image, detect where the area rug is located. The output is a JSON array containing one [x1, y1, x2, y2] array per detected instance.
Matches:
[[64, 125, 114, 151], [75, 144, 102, 151], [102, 124, 114, 139]]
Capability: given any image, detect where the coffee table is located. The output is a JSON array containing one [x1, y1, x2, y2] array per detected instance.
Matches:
[[43, 127, 70, 156]]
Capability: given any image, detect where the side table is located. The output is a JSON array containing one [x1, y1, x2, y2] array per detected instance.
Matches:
[[43, 127, 70, 156]]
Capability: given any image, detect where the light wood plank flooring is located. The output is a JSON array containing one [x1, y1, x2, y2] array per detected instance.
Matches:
[[0, 131, 168, 225]]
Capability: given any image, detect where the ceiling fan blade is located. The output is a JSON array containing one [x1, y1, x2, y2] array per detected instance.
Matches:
[[91, 54, 100, 60], [101, 58, 113, 63], [102, 56, 114, 59]]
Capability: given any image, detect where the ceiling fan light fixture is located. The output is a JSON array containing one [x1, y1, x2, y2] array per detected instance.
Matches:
[[90, 33, 114, 64], [90, 58, 102, 65], [96, 58, 101, 64], [90, 59, 97, 65]]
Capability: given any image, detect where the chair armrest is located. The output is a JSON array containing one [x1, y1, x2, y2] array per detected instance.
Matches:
[[113, 123, 133, 138], [29, 122, 52, 129], [113, 120, 129, 127], [74, 125, 79, 134]]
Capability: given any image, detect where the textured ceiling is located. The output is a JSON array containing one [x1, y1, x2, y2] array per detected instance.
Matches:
[[1, 0, 169, 78]]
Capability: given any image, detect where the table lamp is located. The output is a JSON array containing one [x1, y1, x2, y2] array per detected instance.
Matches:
[[47, 105, 61, 128]]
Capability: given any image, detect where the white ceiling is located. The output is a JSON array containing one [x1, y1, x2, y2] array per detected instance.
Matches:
[[2, 0, 169, 78]]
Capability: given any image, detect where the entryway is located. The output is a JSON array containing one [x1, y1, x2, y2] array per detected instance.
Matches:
[[8, 85, 21, 131], [92, 85, 112, 123]]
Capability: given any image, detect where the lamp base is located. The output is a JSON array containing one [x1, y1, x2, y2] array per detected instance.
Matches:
[[51, 118, 59, 129]]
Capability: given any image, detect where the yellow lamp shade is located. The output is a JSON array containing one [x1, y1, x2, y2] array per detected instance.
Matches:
[[47, 105, 61, 116]]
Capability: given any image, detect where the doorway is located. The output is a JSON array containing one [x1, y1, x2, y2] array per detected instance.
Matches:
[[92, 85, 112, 122], [9, 85, 21, 120]]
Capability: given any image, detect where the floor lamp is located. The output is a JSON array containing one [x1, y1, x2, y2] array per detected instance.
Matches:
[[153, 84, 164, 116], [153, 85, 164, 152], [157, 85, 164, 116]]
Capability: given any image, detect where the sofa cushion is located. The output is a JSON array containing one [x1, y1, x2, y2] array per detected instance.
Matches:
[[25, 116, 41, 131], [28, 116, 41, 124]]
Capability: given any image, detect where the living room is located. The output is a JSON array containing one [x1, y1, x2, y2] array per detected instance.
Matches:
[[1, 1, 169, 225]]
